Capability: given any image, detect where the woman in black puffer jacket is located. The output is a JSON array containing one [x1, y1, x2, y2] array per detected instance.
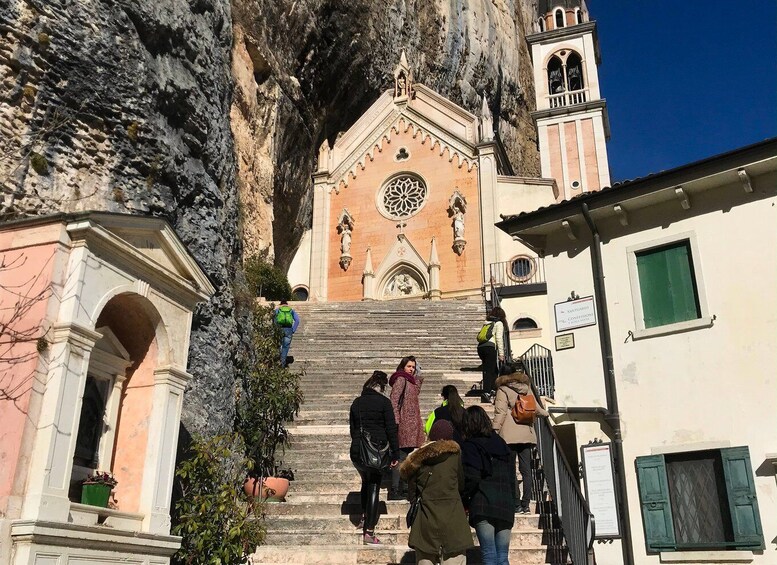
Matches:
[[349, 371, 400, 545]]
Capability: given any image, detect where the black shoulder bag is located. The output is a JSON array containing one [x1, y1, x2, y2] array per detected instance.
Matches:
[[357, 396, 391, 472], [406, 469, 431, 528]]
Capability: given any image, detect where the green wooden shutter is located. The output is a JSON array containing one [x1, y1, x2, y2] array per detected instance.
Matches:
[[721, 447, 764, 549], [636, 241, 700, 328], [635, 455, 676, 552]]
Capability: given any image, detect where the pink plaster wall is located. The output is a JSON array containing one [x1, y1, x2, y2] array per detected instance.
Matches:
[[97, 295, 159, 513], [0, 225, 66, 516], [581, 118, 601, 191]]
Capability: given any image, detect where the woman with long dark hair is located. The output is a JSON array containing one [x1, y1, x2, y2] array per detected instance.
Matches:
[[461, 405, 515, 565], [349, 370, 400, 544], [424, 385, 465, 442], [389, 355, 424, 500]]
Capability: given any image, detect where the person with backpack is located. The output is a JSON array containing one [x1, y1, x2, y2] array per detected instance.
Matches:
[[400, 419, 473, 564], [389, 355, 424, 500], [461, 405, 515, 565], [492, 367, 548, 514], [423, 385, 465, 442], [273, 299, 299, 367], [349, 371, 400, 545], [476, 307, 507, 402]]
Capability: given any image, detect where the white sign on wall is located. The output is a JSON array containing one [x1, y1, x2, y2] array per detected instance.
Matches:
[[580, 443, 621, 539], [554, 296, 597, 332]]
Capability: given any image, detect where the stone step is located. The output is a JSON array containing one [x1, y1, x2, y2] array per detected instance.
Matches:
[[262, 528, 546, 547], [250, 544, 559, 564]]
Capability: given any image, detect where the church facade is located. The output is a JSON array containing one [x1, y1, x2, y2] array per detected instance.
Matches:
[[289, 0, 609, 351]]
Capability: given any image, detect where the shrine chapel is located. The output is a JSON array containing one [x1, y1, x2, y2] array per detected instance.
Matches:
[[290, 4, 610, 314]]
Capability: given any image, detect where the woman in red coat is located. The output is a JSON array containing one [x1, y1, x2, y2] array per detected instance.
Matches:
[[389, 355, 424, 500]]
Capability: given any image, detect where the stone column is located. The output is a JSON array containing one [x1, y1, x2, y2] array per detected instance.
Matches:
[[309, 172, 332, 302], [21, 323, 100, 522], [476, 142, 500, 279], [140, 366, 190, 534], [428, 238, 441, 301], [362, 247, 375, 301]]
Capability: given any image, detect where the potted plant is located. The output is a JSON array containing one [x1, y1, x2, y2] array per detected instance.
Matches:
[[81, 470, 117, 508], [236, 304, 302, 502]]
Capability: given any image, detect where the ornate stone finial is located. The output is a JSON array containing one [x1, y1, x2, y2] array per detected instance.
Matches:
[[363, 246, 374, 276], [429, 237, 440, 267], [393, 50, 414, 100], [448, 190, 468, 255], [317, 139, 331, 172], [479, 93, 493, 142]]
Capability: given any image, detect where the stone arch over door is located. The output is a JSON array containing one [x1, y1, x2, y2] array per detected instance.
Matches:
[[378, 263, 428, 299], [371, 235, 431, 301]]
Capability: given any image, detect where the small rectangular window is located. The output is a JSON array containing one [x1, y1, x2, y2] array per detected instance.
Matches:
[[635, 240, 701, 328]]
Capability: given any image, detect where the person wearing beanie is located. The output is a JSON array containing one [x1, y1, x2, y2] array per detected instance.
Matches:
[[400, 420, 473, 564]]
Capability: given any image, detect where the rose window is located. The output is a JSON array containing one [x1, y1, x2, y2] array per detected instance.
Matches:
[[380, 174, 428, 219]]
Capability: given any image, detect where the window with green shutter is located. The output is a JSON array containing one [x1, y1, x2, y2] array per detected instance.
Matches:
[[635, 240, 701, 328], [636, 448, 764, 554]]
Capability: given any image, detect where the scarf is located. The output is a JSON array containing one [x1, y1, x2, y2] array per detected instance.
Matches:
[[389, 370, 417, 387]]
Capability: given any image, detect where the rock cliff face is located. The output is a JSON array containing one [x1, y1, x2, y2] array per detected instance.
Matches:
[[232, 0, 540, 267], [0, 0, 539, 436], [0, 0, 239, 435]]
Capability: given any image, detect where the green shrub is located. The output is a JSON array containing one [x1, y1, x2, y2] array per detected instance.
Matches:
[[173, 433, 264, 565], [30, 152, 48, 175], [236, 304, 302, 478], [244, 256, 291, 301]]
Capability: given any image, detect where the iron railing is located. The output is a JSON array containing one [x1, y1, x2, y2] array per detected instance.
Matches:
[[524, 361, 595, 565], [489, 256, 546, 290], [520, 344, 555, 399]]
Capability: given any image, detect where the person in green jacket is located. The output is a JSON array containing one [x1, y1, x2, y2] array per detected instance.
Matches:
[[423, 385, 465, 441], [400, 420, 473, 564]]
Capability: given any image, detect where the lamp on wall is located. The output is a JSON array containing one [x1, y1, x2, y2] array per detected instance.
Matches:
[[568, 290, 580, 301]]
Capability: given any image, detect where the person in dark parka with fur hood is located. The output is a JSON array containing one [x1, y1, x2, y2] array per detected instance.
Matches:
[[400, 420, 473, 564]]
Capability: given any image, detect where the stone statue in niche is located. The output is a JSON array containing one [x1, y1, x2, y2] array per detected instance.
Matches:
[[337, 209, 355, 271], [393, 50, 414, 100], [448, 190, 468, 255], [384, 272, 423, 298]]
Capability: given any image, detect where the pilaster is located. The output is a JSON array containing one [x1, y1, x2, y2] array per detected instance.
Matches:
[[309, 173, 331, 302], [476, 142, 500, 278], [21, 323, 100, 522]]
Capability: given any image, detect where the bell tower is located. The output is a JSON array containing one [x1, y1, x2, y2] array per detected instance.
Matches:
[[528, 0, 611, 200]]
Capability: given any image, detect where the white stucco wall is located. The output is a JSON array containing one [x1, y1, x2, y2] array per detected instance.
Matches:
[[540, 175, 777, 564], [287, 228, 312, 293]]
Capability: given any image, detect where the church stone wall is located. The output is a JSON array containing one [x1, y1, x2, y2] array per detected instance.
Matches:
[[327, 129, 482, 301]]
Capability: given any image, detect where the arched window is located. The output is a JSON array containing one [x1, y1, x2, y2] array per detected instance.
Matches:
[[538, 17, 545, 32], [513, 317, 539, 331], [555, 9, 565, 29], [566, 52, 584, 91], [576, 8, 584, 24], [547, 56, 565, 95]]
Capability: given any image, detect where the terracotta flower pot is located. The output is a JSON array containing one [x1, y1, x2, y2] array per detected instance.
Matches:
[[244, 476, 290, 502]]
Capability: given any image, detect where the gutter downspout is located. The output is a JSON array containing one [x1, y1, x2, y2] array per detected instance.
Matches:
[[581, 202, 635, 565]]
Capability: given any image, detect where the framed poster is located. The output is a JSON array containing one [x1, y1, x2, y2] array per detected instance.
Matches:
[[554, 296, 596, 332], [555, 333, 575, 351], [580, 442, 621, 539]]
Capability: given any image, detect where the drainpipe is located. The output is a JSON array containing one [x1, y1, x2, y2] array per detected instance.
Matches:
[[580, 202, 635, 565]]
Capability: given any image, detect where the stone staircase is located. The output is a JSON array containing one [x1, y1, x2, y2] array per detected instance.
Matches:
[[250, 299, 560, 564]]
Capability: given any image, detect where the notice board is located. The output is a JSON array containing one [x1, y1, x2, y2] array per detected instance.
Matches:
[[580, 442, 621, 538]]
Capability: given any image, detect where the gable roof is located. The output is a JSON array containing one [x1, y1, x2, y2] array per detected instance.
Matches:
[[322, 84, 483, 190], [496, 137, 777, 236]]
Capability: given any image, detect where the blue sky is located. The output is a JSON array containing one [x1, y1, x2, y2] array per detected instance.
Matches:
[[591, 2, 777, 182]]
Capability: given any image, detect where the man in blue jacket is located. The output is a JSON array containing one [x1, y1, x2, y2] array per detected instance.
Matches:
[[274, 300, 300, 367]]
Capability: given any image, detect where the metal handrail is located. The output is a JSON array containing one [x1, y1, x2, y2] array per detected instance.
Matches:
[[525, 365, 595, 564]]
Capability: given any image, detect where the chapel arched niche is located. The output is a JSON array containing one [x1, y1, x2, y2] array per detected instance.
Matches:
[[378, 264, 428, 300], [70, 292, 167, 514]]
